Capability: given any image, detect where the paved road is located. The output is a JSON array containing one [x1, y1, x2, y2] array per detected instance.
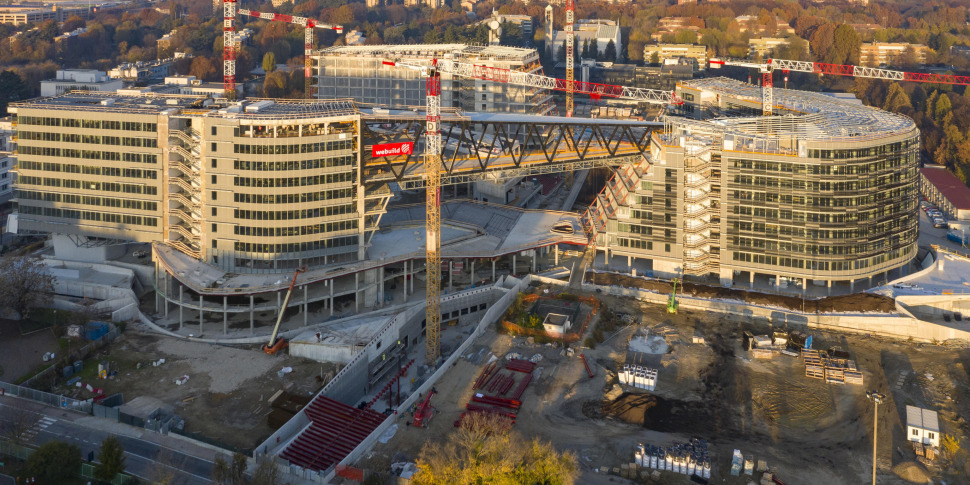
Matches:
[[0, 474, 14, 485], [0, 398, 215, 484]]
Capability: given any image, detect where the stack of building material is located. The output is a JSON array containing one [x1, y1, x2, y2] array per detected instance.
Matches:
[[730, 449, 743, 476], [803, 349, 824, 379], [506, 359, 536, 373], [752, 348, 773, 359], [634, 440, 710, 479], [802, 349, 863, 385], [618, 364, 658, 391], [752, 335, 772, 348]]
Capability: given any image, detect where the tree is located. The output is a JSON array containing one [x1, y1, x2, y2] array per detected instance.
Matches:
[[412, 413, 578, 485], [251, 455, 281, 485], [262, 52, 276, 73], [883, 83, 913, 112], [827, 24, 860, 65], [650, 51, 660, 65], [22, 441, 81, 483], [589, 38, 599, 61], [212, 453, 247, 485], [935, 93, 952, 123], [189, 56, 217, 82], [263, 71, 288, 98], [95, 436, 126, 483], [604, 40, 617, 62], [0, 399, 32, 444], [0, 70, 28, 116], [0, 255, 54, 320]]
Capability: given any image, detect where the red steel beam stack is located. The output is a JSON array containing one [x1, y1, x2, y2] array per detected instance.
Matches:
[[471, 393, 521, 409], [474, 362, 496, 389], [509, 373, 532, 400], [506, 359, 536, 373], [580, 353, 594, 378]]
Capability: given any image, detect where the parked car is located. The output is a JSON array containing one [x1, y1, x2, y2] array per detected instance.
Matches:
[[933, 218, 948, 228]]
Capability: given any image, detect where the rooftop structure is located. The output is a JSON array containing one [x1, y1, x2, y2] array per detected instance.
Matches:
[[643, 44, 708, 68], [920, 165, 970, 221], [748, 37, 806, 58], [109, 58, 176, 83], [315, 44, 552, 115], [906, 405, 940, 447], [40, 70, 124, 97], [587, 77, 919, 291]]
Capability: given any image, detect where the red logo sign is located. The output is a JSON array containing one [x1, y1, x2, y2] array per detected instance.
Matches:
[[372, 142, 414, 158]]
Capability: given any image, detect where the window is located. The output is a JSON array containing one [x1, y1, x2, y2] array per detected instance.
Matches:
[[212, 239, 218, 249], [211, 142, 217, 151], [211, 159, 217, 168], [912, 429, 918, 436], [376, 341, 381, 349], [211, 175, 217, 184], [211, 191, 217, 200], [211, 223, 217, 232], [211, 127, 217, 136], [665, 243, 671, 252], [928, 432, 935, 440], [211, 207, 217, 216]]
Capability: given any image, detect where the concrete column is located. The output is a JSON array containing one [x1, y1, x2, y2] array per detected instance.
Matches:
[[154, 260, 160, 313], [850, 279, 855, 293], [379, 266, 385, 308], [199, 294, 203, 334], [802, 278, 808, 290], [470, 260, 475, 284], [532, 253, 536, 273], [410, 263, 414, 294], [827, 280, 832, 296], [492, 259, 496, 281], [448, 261, 453, 291], [329, 279, 334, 316], [512, 255, 516, 275], [164, 271, 170, 318], [178, 285, 184, 330], [223, 296, 228, 335], [355, 273, 360, 312], [403, 261, 408, 299], [749, 272, 755, 289], [554, 245, 559, 265], [628, 255, 632, 268], [303, 285, 308, 326], [250, 295, 255, 334], [277, 290, 282, 314]]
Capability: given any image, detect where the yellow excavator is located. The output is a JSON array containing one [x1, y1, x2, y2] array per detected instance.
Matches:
[[264, 266, 308, 355]]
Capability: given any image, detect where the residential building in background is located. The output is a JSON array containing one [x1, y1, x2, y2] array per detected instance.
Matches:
[[109, 59, 175, 84], [643, 44, 708, 68], [859, 43, 930, 66], [587, 78, 919, 290], [315, 44, 553, 115], [40, 70, 124, 97], [748, 37, 806, 58], [651, 17, 704, 42]]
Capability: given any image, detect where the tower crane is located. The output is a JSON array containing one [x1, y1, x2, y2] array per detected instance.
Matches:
[[381, 58, 677, 363], [237, 9, 343, 99], [223, 0, 237, 100], [565, 0, 575, 116], [709, 57, 970, 116]]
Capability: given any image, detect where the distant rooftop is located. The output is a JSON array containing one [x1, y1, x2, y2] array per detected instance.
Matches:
[[318, 43, 539, 62], [921, 165, 970, 210]]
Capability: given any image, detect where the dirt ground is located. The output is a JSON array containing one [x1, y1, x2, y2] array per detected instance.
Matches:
[[356, 286, 970, 485], [0, 321, 59, 381], [52, 332, 339, 452], [587, 271, 897, 313]]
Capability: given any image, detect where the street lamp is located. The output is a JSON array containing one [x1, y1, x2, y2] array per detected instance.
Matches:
[[866, 391, 885, 485]]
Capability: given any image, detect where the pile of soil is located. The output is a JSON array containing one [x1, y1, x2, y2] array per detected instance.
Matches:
[[891, 462, 932, 484], [586, 272, 896, 313], [599, 393, 712, 434]]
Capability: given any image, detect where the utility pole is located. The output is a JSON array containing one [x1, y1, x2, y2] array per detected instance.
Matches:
[[866, 391, 885, 485]]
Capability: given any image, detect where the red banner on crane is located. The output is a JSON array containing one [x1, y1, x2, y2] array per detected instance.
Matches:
[[371, 141, 414, 157]]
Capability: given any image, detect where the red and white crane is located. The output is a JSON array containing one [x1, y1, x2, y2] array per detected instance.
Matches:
[[223, 0, 237, 99], [565, 0, 575, 116], [237, 9, 343, 99], [710, 57, 970, 116]]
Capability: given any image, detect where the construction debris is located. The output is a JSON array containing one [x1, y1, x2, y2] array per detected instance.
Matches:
[[803, 349, 863, 385]]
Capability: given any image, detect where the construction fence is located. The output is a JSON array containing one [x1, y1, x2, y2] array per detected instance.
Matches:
[[0, 381, 91, 414]]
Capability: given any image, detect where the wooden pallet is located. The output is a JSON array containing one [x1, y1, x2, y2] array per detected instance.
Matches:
[[844, 371, 864, 385], [806, 365, 825, 379], [752, 348, 773, 359], [825, 368, 845, 382], [913, 441, 925, 457]]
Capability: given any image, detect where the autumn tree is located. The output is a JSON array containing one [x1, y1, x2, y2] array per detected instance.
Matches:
[[412, 413, 578, 485], [212, 453, 247, 485], [189, 56, 217, 81], [0, 255, 55, 320], [262, 52, 276, 73], [94, 436, 126, 483], [883, 83, 913, 112], [0, 70, 28, 116]]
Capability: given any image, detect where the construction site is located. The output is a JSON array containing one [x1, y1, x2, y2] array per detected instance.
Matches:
[[7, 0, 970, 482]]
